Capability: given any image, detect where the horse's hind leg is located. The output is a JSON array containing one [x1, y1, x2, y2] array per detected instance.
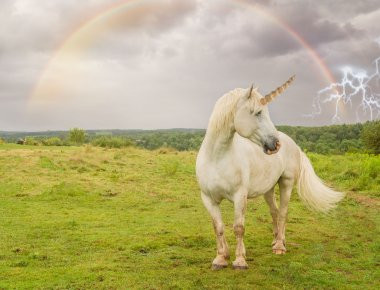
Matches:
[[264, 187, 279, 245], [201, 192, 229, 270], [272, 177, 294, 255]]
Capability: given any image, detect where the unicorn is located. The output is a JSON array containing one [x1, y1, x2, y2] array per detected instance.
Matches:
[[196, 76, 344, 270]]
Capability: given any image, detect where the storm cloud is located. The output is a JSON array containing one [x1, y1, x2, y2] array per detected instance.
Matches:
[[0, 0, 379, 130]]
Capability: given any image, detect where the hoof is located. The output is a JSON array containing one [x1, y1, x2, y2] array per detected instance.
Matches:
[[272, 240, 286, 255], [212, 263, 228, 270], [212, 255, 228, 270], [232, 258, 248, 270], [232, 264, 249, 270], [273, 249, 286, 255], [211, 255, 228, 270]]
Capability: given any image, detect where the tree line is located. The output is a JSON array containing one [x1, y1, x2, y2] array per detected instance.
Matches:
[[0, 121, 379, 154]]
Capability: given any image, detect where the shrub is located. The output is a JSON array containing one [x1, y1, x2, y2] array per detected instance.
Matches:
[[42, 137, 63, 146], [158, 147, 177, 154], [91, 136, 134, 148], [162, 160, 179, 176], [24, 137, 40, 146], [69, 128, 86, 145], [0, 138, 5, 145], [357, 155, 380, 194], [361, 120, 380, 154]]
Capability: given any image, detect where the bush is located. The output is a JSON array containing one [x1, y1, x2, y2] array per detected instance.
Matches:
[[157, 147, 177, 154], [91, 136, 134, 148], [361, 120, 380, 154], [162, 159, 179, 176], [357, 155, 380, 194], [41, 137, 63, 146], [24, 137, 40, 146], [69, 128, 86, 145], [0, 138, 5, 145]]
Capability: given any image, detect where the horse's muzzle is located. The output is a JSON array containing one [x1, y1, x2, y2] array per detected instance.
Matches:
[[263, 138, 281, 155]]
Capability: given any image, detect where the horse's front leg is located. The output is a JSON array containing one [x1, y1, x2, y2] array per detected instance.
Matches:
[[232, 191, 248, 269], [272, 177, 294, 254], [201, 192, 230, 270]]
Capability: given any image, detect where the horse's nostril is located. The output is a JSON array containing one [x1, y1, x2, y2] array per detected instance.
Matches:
[[268, 141, 277, 151], [263, 138, 280, 155]]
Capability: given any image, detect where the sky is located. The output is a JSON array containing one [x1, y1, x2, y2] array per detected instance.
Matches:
[[0, 0, 379, 131]]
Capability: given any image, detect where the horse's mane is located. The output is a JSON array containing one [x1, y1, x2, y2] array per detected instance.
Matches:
[[207, 88, 259, 135]]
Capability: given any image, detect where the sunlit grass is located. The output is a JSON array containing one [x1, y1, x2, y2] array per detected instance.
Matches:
[[0, 144, 378, 289]]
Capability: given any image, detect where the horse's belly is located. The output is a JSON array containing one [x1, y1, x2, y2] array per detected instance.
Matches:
[[244, 157, 283, 197], [246, 173, 281, 198]]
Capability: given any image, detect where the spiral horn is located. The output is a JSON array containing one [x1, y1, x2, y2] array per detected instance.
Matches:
[[260, 75, 295, 105]]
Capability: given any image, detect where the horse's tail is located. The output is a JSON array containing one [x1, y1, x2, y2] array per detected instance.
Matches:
[[297, 152, 345, 212]]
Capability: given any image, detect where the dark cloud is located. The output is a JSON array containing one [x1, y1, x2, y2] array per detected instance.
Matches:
[[0, 0, 379, 130], [318, 0, 380, 19], [222, 1, 364, 58]]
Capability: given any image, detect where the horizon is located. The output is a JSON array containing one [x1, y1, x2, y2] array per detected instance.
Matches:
[[0, 122, 370, 134]]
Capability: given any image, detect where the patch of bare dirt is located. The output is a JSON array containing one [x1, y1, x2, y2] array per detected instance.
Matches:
[[349, 191, 379, 208]]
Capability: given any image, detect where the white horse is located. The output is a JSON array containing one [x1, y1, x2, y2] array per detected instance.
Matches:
[[196, 76, 344, 270]]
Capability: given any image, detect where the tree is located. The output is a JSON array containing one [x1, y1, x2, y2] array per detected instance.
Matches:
[[42, 137, 63, 146], [24, 137, 40, 146], [361, 120, 380, 154], [69, 128, 85, 145]]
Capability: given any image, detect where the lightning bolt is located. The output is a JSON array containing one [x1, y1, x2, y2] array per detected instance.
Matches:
[[310, 57, 380, 123]]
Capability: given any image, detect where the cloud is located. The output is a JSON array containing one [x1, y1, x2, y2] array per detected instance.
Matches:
[[228, 1, 364, 58], [317, 0, 380, 20], [0, 0, 379, 130]]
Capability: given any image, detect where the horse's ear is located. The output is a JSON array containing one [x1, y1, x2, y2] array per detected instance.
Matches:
[[244, 84, 254, 100]]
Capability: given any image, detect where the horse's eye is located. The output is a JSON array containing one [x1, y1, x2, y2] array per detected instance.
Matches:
[[255, 110, 262, 116]]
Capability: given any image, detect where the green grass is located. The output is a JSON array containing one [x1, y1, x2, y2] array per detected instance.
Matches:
[[0, 144, 378, 289]]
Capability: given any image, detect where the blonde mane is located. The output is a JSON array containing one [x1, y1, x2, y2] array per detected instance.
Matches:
[[207, 88, 260, 135]]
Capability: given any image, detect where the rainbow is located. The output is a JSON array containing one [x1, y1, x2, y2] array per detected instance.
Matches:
[[30, 0, 337, 103]]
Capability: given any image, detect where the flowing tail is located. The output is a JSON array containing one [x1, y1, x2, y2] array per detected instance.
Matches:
[[297, 152, 345, 212]]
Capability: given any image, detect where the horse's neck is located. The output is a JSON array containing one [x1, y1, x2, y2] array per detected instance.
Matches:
[[203, 124, 235, 159]]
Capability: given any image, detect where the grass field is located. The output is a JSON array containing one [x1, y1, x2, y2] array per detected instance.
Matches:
[[0, 144, 379, 289]]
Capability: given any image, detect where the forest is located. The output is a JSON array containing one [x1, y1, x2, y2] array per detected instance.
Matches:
[[0, 121, 379, 154]]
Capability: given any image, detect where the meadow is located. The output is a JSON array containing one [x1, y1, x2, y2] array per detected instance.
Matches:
[[0, 144, 378, 289]]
